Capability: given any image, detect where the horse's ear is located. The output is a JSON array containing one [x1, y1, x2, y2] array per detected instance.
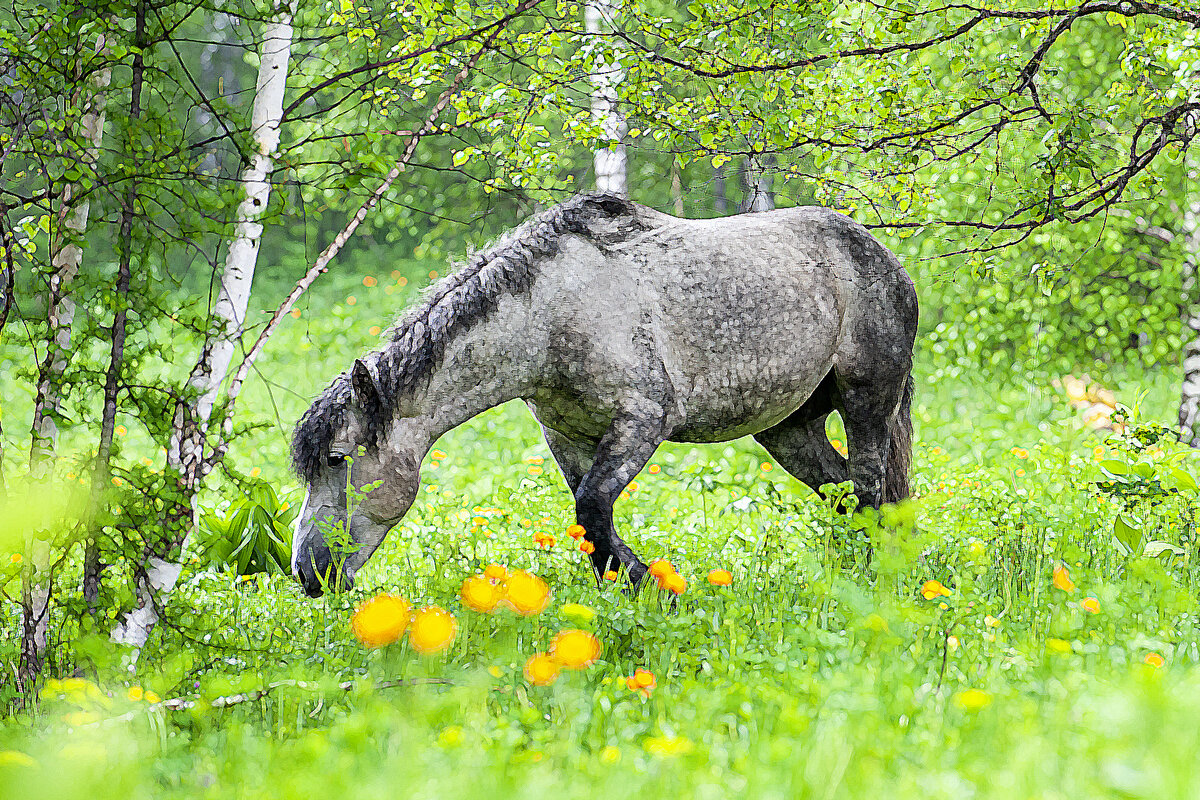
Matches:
[[351, 359, 383, 412]]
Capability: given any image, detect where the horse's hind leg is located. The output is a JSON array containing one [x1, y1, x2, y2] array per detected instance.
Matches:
[[754, 375, 849, 497], [837, 376, 907, 510]]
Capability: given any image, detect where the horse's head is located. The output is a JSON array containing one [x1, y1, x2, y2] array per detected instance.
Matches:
[[290, 359, 424, 597]]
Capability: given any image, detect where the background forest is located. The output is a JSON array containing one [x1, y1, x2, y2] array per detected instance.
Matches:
[[1, 1, 1199, 797]]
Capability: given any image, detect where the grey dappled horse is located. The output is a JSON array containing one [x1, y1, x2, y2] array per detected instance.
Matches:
[[290, 193, 917, 596]]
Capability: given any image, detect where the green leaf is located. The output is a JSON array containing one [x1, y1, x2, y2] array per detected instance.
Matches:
[[1169, 467, 1198, 494], [1114, 516, 1144, 556], [1141, 541, 1185, 559], [1098, 459, 1128, 476]]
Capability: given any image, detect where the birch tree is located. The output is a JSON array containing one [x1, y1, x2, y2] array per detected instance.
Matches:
[[19, 28, 112, 690], [113, 1, 296, 649], [1179, 111, 1200, 445], [584, 0, 626, 195]]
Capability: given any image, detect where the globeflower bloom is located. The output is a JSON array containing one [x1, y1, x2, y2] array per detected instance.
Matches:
[[920, 580, 952, 600], [626, 668, 656, 697], [461, 575, 504, 613], [648, 560, 674, 580], [1052, 564, 1076, 593], [409, 606, 457, 654], [1144, 652, 1165, 668], [483, 564, 509, 582], [351, 594, 411, 648], [504, 569, 550, 616], [706, 569, 732, 586], [566, 524, 586, 539], [579, 540, 595, 555], [550, 629, 601, 669], [533, 531, 556, 549], [663, 572, 687, 595], [1081, 597, 1100, 614], [524, 653, 560, 686]]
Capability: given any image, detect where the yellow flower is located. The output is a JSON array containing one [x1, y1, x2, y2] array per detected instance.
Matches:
[[626, 668, 656, 696], [250, 467, 261, 478], [0, 751, 36, 768], [566, 524, 586, 539], [1052, 564, 1076, 593], [600, 745, 621, 764], [551, 629, 601, 669], [760, 462, 773, 472], [144, 691, 161, 703], [369, 326, 381, 336], [409, 606, 457, 654], [1144, 652, 1165, 668], [560, 603, 596, 624], [663, 572, 687, 595], [432, 449, 447, 460], [351, 594, 411, 648], [984, 615, 1000, 628], [648, 464, 661, 474], [920, 580, 952, 600], [603, 570, 618, 581], [363, 275, 377, 287], [116, 425, 127, 437], [1081, 597, 1100, 614], [504, 569, 550, 616], [127, 686, 144, 702], [953, 688, 992, 712], [706, 568, 732, 586], [648, 560, 674, 579], [528, 465, 543, 476], [1046, 638, 1072, 654], [524, 653, 560, 686], [9, 553, 22, 565], [644, 735, 692, 757], [483, 564, 509, 582], [461, 575, 504, 613], [947, 635, 960, 653], [533, 531, 556, 549]]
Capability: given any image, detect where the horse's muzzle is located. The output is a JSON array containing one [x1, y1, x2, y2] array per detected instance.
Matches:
[[293, 541, 352, 597]]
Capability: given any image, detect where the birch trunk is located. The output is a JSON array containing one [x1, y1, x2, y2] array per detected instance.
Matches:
[[1179, 128, 1200, 445], [19, 33, 111, 691], [585, 0, 626, 195], [739, 155, 775, 213], [114, 3, 295, 649]]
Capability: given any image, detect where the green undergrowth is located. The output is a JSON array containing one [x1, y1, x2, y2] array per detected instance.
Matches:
[[2, 268, 1199, 798]]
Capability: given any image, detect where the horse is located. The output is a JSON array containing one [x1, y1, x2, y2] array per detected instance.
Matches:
[[289, 192, 917, 597]]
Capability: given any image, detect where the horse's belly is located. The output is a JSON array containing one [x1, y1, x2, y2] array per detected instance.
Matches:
[[667, 361, 831, 443]]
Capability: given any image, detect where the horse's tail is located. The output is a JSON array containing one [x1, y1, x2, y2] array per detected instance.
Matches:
[[884, 374, 914, 504]]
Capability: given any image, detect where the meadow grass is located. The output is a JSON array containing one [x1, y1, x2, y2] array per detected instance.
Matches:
[[1, 268, 1198, 799]]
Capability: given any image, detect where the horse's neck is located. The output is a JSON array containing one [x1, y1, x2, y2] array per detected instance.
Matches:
[[413, 295, 538, 443]]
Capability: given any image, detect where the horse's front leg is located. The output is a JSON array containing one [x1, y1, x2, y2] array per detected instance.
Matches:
[[574, 411, 667, 587]]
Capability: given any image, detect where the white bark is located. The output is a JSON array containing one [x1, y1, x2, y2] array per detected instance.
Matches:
[[113, 4, 294, 649], [585, 0, 626, 195], [21, 36, 111, 688], [1179, 128, 1200, 444], [740, 156, 775, 213]]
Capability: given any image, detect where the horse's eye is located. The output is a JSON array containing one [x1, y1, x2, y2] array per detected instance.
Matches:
[[327, 455, 346, 468]]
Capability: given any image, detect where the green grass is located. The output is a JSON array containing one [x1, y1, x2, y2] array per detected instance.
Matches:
[[2, 268, 1198, 799]]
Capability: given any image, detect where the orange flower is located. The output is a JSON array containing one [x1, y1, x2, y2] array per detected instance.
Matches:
[[1144, 652, 1165, 668], [369, 326, 381, 336], [289, 308, 301, 318], [920, 580, 952, 600], [566, 524, 586, 539], [409, 606, 457, 654], [504, 569, 550, 616], [626, 668, 656, 696], [551, 629, 601, 669], [363, 275, 377, 287], [648, 560, 674, 580], [1081, 597, 1100, 614], [603, 570, 618, 581], [579, 540, 595, 555], [663, 572, 687, 595], [533, 531, 556, 549], [347, 296, 357, 305], [706, 569, 732, 586], [351, 594, 411, 648], [461, 575, 504, 613], [1052, 564, 1076, 593], [483, 564, 509, 582], [524, 653, 560, 686]]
